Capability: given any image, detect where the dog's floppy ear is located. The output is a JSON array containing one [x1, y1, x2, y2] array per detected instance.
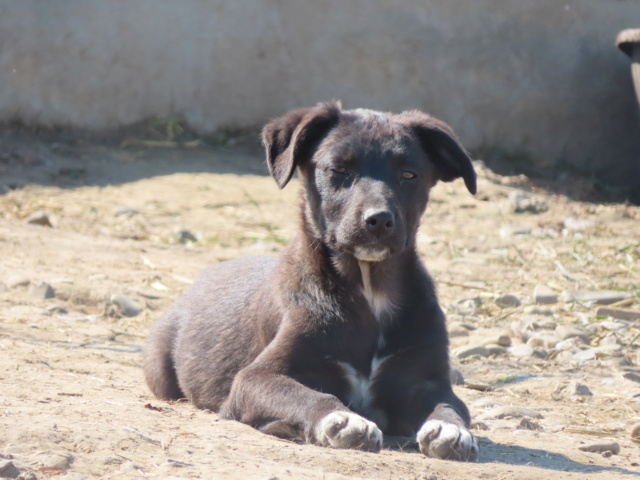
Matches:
[[399, 111, 477, 195], [262, 101, 342, 189]]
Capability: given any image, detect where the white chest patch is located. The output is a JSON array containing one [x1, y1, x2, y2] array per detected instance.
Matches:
[[337, 354, 390, 413], [358, 261, 395, 322]]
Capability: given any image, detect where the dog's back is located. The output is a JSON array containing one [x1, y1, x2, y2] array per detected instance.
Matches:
[[144, 255, 278, 409]]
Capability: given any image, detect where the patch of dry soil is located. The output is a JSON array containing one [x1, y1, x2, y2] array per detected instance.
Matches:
[[1, 135, 639, 479]]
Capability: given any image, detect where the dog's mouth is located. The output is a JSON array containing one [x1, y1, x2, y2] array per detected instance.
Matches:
[[352, 246, 390, 263]]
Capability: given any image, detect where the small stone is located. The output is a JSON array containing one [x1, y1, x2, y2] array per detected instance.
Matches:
[[478, 405, 543, 421], [41, 453, 73, 469], [524, 305, 554, 315], [516, 417, 542, 430], [482, 335, 512, 347], [7, 276, 30, 289], [508, 344, 535, 358], [495, 294, 521, 308], [46, 305, 68, 315], [448, 322, 470, 338], [29, 281, 56, 300], [596, 307, 640, 322], [509, 191, 549, 214], [533, 285, 558, 305], [175, 229, 198, 244], [555, 325, 590, 343], [109, 294, 143, 317], [623, 372, 640, 383], [452, 345, 490, 359], [113, 206, 140, 217], [499, 224, 531, 238], [563, 217, 593, 232], [25, 210, 53, 227], [449, 368, 464, 385], [452, 297, 482, 316], [630, 422, 640, 439], [0, 460, 20, 478], [527, 334, 558, 349], [471, 421, 490, 431], [560, 290, 632, 305], [568, 381, 593, 396], [578, 441, 620, 455]]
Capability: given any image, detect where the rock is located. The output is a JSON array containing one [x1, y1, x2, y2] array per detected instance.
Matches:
[[563, 217, 593, 232], [25, 210, 53, 227], [471, 420, 490, 431], [568, 381, 593, 396], [630, 422, 640, 439], [41, 453, 73, 469], [516, 417, 542, 430], [578, 441, 620, 455], [508, 344, 535, 358], [482, 335, 512, 347], [573, 344, 622, 361], [478, 405, 543, 421], [499, 224, 531, 238], [0, 460, 20, 478], [495, 294, 521, 308], [560, 290, 633, 305], [555, 325, 590, 343], [113, 206, 140, 217], [450, 368, 464, 385], [596, 307, 640, 322], [7, 276, 30, 289], [623, 372, 640, 383], [524, 305, 554, 315], [448, 322, 471, 338], [526, 334, 558, 349], [509, 191, 548, 214], [533, 285, 558, 305], [29, 281, 56, 300], [46, 305, 68, 315], [175, 229, 198, 244], [452, 345, 491, 359], [109, 294, 143, 317], [451, 297, 482, 316]]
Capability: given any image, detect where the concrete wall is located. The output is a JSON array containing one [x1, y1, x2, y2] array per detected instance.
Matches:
[[1, 1, 639, 186]]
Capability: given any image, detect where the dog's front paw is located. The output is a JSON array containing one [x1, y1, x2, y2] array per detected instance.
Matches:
[[417, 420, 478, 462], [316, 411, 383, 452]]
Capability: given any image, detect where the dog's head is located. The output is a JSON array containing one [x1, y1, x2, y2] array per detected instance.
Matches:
[[262, 102, 476, 263]]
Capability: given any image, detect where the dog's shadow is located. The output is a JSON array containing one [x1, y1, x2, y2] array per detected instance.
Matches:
[[384, 436, 639, 476]]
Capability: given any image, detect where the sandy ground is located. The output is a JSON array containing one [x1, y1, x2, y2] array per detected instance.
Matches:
[[1, 132, 639, 480]]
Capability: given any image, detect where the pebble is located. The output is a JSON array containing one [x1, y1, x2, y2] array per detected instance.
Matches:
[[596, 307, 640, 321], [478, 405, 543, 420], [113, 206, 140, 217], [25, 210, 53, 227], [526, 334, 558, 349], [555, 325, 590, 343], [524, 305, 554, 315], [563, 217, 593, 232], [42, 452, 73, 469], [495, 294, 521, 308], [452, 345, 491, 359], [0, 460, 20, 478], [578, 441, 620, 455], [630, 422, 640, 439], [448, 322, 471, 338], [482, 335, 512, 347], [175, 229, 198, 244], [508, 344, 535, 358], [533, 285, 558, 305], [29, 281, 56, 300], [568, 381, 593, 396], [7, 276, 30, 289], [46, 305, 69, 315], [622, 371, 640, 383], [516, 417, 542, 430], [573, 344, 622, 361], [450, 368, 465, 385], [560, 289, 633, 305], [452, 297, 482, 316], [509, 191, 549, 214], [109, 294, 143, 317], [499, 224, 531, 238]]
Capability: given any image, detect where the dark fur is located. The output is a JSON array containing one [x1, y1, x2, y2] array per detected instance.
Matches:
[[144, 102, 477, 452]]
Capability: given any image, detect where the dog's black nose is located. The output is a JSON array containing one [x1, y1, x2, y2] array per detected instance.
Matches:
[[363, 209, 395, 237]]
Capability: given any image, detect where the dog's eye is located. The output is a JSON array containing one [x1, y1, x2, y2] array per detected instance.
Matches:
[[332, 167, 347, 174], [402, 171, 417, 180]]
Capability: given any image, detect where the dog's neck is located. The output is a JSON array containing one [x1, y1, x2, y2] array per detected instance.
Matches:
[[357, 260, 396, 322]]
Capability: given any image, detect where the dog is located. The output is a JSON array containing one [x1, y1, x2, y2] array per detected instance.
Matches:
[[144, 102, 479, 461]]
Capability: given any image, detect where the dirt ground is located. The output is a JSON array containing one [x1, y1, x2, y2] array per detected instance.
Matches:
[[1, 131, 639, 480]]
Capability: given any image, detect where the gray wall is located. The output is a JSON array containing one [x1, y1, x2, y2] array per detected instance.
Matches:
[[1, 1, 639, 186]]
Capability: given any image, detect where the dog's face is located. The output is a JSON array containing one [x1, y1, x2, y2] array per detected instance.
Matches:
[[262, 102, 476, 262]]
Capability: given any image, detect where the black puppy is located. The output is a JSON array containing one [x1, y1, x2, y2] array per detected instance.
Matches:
[[144, 102, 479, 461]]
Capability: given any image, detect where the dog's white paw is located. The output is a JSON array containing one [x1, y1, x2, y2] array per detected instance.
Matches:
[[417, 420, 478, 462], [316, 411, 383, 452]]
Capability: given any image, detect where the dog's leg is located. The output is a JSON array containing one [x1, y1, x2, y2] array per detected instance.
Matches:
[[220, 362, 383, 452], [416, 402, 478, 462]]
